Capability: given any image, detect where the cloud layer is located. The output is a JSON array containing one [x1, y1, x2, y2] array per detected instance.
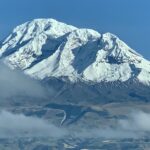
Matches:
[[0, 110, 149, 139], [0, 110, 66, 138], [119, 111, 150, 132], [72, 111, 150, 139], [0, 63, 47, 100]]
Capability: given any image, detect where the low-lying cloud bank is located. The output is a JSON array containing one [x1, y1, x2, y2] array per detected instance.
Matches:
[[0, 110, 66, 138], [119, 111, 150, 132], [73, 111, 150, 139], [0, 110, 149, 139], [0, 63, 47, 100]]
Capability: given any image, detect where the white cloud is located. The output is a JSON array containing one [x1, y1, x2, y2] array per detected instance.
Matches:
[[119, 111, 150, 132], [0, 63, 47, 99], [0, 110, 66, 138], [72, 111, 150, 139], [0, 109, 149, 139]]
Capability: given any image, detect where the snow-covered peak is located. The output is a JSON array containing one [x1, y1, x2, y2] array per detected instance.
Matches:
[[97, 32, 143, 64], [0, 18, 150, 85], [12, 18, 76, 38], [0, 18, 77, 57], [67, 29, 101, 41]]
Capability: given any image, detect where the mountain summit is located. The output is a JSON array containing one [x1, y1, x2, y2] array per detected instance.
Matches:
[[0, 18, 150, 85]]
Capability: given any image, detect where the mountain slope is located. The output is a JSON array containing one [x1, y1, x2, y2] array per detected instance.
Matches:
[[1, 18, 150, 85], [1, 19, 150, 150]]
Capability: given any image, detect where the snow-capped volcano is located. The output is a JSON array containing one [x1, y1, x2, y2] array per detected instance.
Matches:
[[0, 18, 150, 85]]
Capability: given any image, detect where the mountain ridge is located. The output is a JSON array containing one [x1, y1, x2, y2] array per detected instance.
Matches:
[[0, 18, 150, 85]]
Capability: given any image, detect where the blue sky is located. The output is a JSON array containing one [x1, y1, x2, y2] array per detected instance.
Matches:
[[0, 0, 150, 59]]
